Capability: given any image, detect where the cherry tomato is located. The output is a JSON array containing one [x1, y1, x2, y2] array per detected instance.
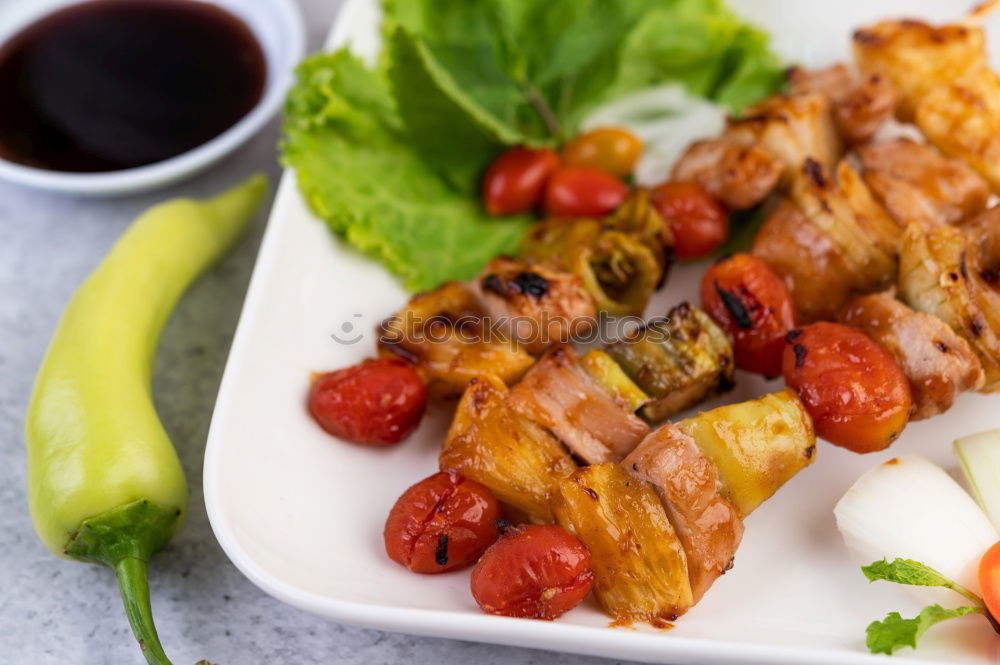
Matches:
[[308, 358, 425, 445], [384, 470, 502, 574], [561, 127, 643, 178], [781, 322, 912, 454], [700, 253, 796, 377], [651, 181, 729, 259], [471, 524, 594, 619], [544, 166, 628, 218], [482, 146, 560, 216], [979, 541, 1000, 621]]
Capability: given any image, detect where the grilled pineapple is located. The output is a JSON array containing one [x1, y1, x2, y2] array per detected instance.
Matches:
[[606, 302, 734, 423], [440, 374, 576, 523], [379, 281, 534, 399], [679, 389, 816, 515], [552, 463, 693, 622], [580, 349, 650, 412], [898, 222, 1000, 391]]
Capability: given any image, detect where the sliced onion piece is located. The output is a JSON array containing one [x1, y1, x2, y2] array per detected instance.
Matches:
[[956, 429, 1000, 532], [834, 455, 997, 607]]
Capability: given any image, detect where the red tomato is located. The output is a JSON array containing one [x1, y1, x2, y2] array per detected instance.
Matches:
[[544, 166, 628, 218], [482, 146, 560, 216], [782, 322, 912, 453], [308, 358, 425, 445], [384, 471, 502, 574], [562, 127, 643, 178], [471, 524, 594, 619], [979, 541, 1000, 621], [651, 181, 729, 259], [700, 253, 796, 377]]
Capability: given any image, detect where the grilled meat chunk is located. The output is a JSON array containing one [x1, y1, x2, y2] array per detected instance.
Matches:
[[679, 389, 816, 516], [510, 346, 650, 464], [440, 374, 576, 523], [858, 139, 989, 231], [726, 92, 842, 173], [623, 425, 744, 602], [839, 292, 984, 419], [605, 302, 734, 423], [472, 256, 597, 355], [670, 138, 784, 210], [553, 463, 693, 623], [787, 63, 897, 144], [379, 282, 534, 399], [898, 221, 1000, 392]]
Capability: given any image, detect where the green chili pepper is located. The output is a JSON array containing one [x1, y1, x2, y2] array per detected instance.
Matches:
[[25, 175, 267, 665]]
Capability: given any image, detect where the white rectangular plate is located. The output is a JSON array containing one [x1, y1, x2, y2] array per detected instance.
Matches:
[[204, 1, 1000, 663]]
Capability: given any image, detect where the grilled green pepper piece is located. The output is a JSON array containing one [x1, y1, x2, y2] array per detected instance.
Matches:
[[580, 349, 650, 412], [25, 175, 267, 665], [606, 302, 734, 422]]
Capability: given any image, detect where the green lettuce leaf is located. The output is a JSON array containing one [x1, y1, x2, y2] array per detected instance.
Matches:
[[282, 50, 532, 291], [866, 605, 981, 655]]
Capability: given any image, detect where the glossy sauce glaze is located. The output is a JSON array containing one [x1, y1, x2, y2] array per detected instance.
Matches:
[[0, 0, 266, 172]]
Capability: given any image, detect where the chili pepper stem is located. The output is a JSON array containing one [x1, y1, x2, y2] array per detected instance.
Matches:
[[116, 556, 174, 665]]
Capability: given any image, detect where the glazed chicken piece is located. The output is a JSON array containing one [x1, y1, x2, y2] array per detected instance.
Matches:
[[623, 424, 744, 602], [853, 18, 1000, 191], [670, 138, 784, 210], [857, 139, 990, 231], [725, 92, 843, 174], [509, 345, 651, 464], [839, 292, 984, 420], [753, 159, 898, 321], [787, 63, 897, 144], [379, 282, 534, 399], [471, 256, 597, 355]]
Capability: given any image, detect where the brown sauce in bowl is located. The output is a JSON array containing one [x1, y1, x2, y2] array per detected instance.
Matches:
[[0, 0, 266, 172]]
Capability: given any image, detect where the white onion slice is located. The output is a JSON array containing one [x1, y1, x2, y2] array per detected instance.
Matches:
[[956, 429, 1000, 533], [834, 455, 998, 607]]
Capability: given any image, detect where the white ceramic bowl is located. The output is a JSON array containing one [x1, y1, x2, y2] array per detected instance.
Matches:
[[0, 0, 304, 196]]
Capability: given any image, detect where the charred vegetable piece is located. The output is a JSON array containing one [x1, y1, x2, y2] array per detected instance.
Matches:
[[679, 389, 816, 515], [510, 346, 650, 464], [898, 221, 1000, 391], [440, 374, 576, 523], [522, 190, 669, 317], [580, 349, 650, 412], [553, 463, 693, 623], [624, 424, 744, 602], [471, 256, 597, 355], [605, 302, 734, 423], [379, 281, 534, 399], [839, 292, 984, 420]]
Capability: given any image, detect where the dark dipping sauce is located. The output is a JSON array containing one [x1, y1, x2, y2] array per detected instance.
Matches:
[[0, 0, 266, 172]]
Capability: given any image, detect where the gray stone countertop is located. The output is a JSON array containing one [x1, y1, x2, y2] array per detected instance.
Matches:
[[0, 1, 635, 664]]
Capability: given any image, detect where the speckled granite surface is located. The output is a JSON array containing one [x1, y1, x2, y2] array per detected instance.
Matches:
[[0, 2, 636, 664]]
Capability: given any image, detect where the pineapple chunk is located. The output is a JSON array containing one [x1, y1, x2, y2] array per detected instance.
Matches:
[[580, 349, 650, 413], [441, 374, 575, 523], [553, 463, 693, 622], [679, 389, 816, 515]]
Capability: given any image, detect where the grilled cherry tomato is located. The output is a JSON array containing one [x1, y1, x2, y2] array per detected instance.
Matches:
[[979, 541, 1000, 621], [651, 181, 729, 259], [471, 524, 594, 619], [482, 146, 560, 216], [544, 166, 628, 218], [384, 470, 502, 574], [308, 358, 425, 445], [781, 322, 912, 454], [561, 127, 643, 178], [700, 253, 796, 377]]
